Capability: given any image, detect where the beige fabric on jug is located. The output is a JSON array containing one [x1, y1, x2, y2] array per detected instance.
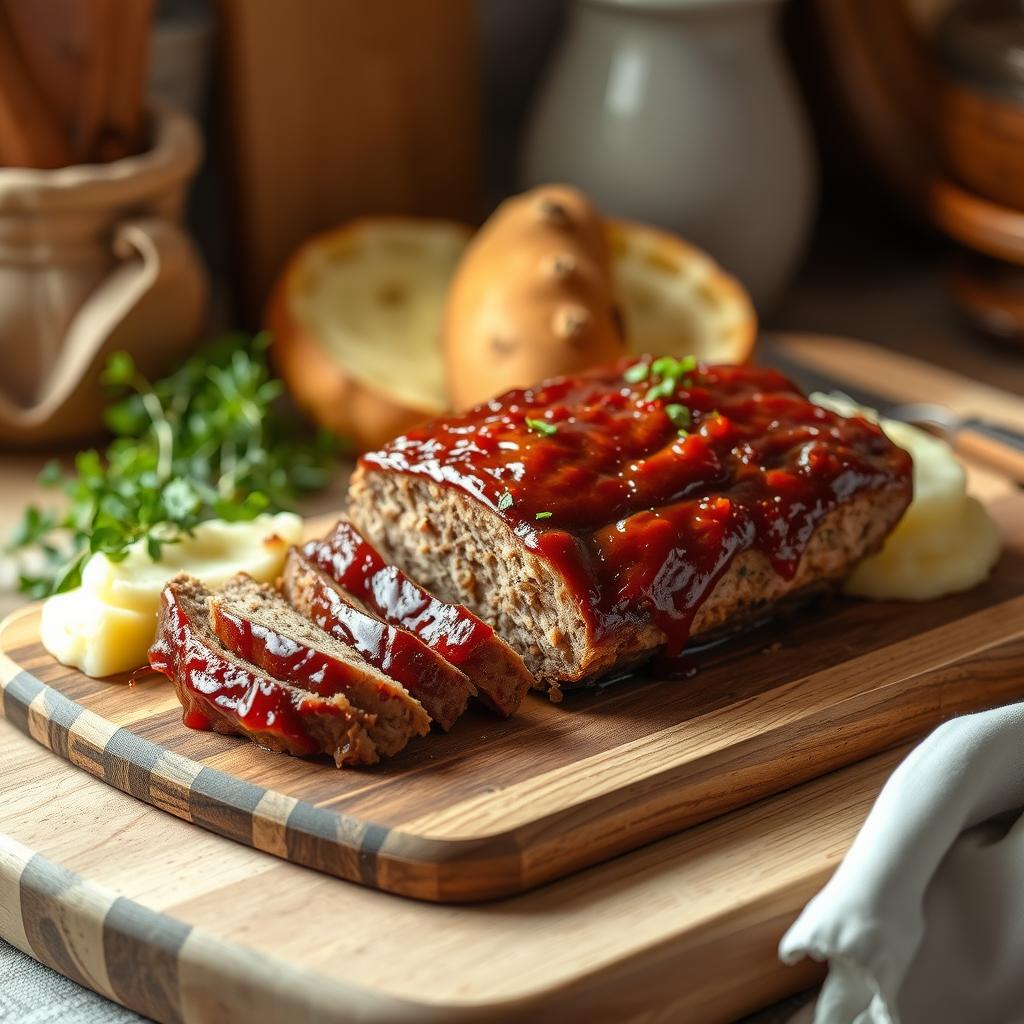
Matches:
[[0, 103, 207, 445]]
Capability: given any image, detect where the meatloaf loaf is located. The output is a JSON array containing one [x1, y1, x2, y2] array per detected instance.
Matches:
[[149, 575, 379, 766], [348, 358, 913, 688]]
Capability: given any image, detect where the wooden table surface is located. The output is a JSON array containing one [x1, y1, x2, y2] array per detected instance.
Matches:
[[0, 315, 1020, 1021], [1, 712, 897, 1022]]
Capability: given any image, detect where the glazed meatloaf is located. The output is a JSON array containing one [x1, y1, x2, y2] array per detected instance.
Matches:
[[149, 575, 379, 766], [210, 574, 431, 756], [348, 358, 914, 689], [281, 549, 476, 729], [301, 519, 535, 715]]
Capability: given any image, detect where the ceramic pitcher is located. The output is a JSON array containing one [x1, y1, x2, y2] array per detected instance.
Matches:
[[523, 0, 817, 309], [0, 104, 208, 445]]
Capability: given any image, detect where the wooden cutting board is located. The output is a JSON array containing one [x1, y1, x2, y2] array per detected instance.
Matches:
[[2, 495, 1022, 902], [0, 712, 899, 1023], [0, 334, 1022, 1021]]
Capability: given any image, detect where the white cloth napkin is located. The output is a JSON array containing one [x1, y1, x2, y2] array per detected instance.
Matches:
[[780, 703, 1024, 1024]]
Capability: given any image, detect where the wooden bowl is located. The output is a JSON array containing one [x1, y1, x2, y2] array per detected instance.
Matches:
[[930, 177, 1024, 348], [930, 177, 1024, 266], [949, 255, 1024, 347], [941, 81, 1024, 212], [936, 0, 1024, 211]]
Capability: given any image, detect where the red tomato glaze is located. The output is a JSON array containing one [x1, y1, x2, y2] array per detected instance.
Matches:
[[360, 359, 913, 658], [302, 520, 493, 666], [148, 588, 348, 753], [209, 600, 404, 705]]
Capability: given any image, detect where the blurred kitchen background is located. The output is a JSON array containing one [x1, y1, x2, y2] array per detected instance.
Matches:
[[1, 0, 1023, 445]]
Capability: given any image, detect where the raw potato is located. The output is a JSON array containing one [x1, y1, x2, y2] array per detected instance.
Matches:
[[811, 393, 1001, 600], [269, 218, 472, 450], [444, 185, 627, 409], [41, 513, 304, 678]]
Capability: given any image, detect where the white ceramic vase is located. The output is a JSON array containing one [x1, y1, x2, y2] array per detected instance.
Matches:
[[523, 0, 817, 310]]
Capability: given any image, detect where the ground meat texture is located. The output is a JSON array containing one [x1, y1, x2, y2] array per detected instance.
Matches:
[[347, 361, 913, 689]]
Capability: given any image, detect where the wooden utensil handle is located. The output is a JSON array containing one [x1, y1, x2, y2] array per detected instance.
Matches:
[[954, 420, 1024, 485], [0, 9, 72, 167]]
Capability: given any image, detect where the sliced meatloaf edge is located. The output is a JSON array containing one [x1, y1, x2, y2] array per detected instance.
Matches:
[[211, 574, 431, 757], [347, 468, 912, 689], [280, 549, 475, 730], [149, 574, 379, 767], [303, 519, 535, 714]]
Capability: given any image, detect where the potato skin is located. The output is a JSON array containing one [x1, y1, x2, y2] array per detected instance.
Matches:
[[443, 185, 627, 410]]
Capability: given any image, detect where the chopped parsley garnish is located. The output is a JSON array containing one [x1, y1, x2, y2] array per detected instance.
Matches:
[[497, 491, 514, 511], [645, 377, 676, 402], [623, 362, 649, 384], [640, 354, 698, 403], [525, 417, 558, 437], [535, 511, 553, 520], [665, 404, 691, 429], [652, 354, 696, 380]]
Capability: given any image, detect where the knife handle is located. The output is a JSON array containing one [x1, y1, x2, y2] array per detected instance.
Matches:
[[954, 419, 1024, 485]]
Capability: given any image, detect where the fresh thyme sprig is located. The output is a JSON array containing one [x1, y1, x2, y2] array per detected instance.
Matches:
[[7, 332, 343, 598]]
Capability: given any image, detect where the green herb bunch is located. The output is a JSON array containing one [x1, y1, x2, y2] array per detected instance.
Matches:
[[8, 333, 341, 598]]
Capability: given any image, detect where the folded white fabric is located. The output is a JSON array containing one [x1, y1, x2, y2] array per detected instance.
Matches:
[[780, 702, 1024, 1024]]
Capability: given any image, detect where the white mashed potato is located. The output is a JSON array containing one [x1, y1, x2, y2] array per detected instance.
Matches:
[[41, 512, 303, 677], [811, 393, 1001, 601]]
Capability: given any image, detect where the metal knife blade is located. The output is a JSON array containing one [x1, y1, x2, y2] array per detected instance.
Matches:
[[762, 349, 915, 420]]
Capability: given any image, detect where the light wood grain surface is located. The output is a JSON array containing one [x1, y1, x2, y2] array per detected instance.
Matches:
[[3, 489, 1021, 903], [0, 713, 913, 1023], [0, 334, 1022, 1020], [773, 333, 1024, 431]]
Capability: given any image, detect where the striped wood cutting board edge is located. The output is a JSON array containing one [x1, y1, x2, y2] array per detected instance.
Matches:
[[0, 335, 1022, 903], [0, 714, 899, 1023]]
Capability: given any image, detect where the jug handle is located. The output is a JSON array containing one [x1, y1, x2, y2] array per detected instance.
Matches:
[[0, 217, 205, 429]]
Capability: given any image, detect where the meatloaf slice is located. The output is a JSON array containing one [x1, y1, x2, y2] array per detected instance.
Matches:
[[149, 574, 378, 767], [281, 549, 475, 730], [301, 519, 534, 715], [347, 360, 914, 689], [210, 574, 431, 756]]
